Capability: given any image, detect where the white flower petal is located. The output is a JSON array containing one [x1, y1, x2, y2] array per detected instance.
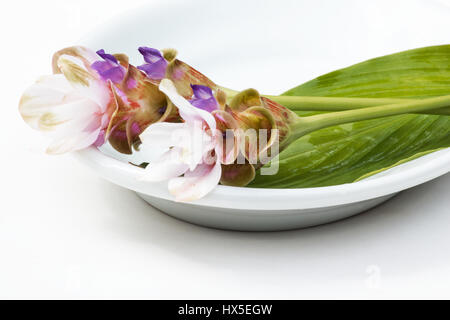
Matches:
[[19, 74, 107, 154], [168, 160, 221, 202], [181, 121, 213, 170], [46, 127, 101, 154], [36, 74, 73, 93], [139, 122, 186, 149], [75, 79, 111, 112], [20, 74, 102, 130], [138, 122, 186, 164], [140, 147, 189, 182]]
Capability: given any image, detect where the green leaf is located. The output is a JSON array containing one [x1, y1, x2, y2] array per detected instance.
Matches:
[[284, 45, 450, 99], [250, 45, 450, 188]]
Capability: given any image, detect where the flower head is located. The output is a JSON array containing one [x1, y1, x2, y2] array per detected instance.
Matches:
[[139, 79, 238, 201], [19, 46, 116, 154]]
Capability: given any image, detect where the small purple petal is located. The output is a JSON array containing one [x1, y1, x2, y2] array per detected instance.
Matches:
[[96, 49, 118, 64], [137, 46, 168, 80], [91, 60, 110, 74], [190, 97, 218, 113], [91, 49, 125, 83], [92, 61, 125, 83], [137, 59, 168, 80], [138, 47, 164, 63], [101, 66, 125, 83], [191, 84, 214, 100], [189, 84, 218, 112]]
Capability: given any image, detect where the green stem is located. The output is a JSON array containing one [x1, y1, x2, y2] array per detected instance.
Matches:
[[287, 94, 450, 146], [219, 86, 450, 116], [264, 95, 450, 116]]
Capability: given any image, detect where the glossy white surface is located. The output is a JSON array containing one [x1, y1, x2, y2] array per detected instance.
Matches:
[[3, 0, 450, 299], [137, 192, 399, 231]]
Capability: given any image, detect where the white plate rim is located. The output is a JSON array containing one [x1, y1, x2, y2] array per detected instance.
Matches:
[[75, 147, 450, 211]]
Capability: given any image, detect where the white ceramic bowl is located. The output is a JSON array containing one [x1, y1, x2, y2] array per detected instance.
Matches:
[[77, 0, 450, 231], [76, 146, 450, 231]]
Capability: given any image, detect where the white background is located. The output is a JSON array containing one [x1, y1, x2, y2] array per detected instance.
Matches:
[[1, 0, 450, 299]]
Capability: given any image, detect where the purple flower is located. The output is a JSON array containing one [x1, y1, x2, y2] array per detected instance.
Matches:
[[137, 47, 168, 80], [91, 49, 125, 83], [189, 84, 219, 113]]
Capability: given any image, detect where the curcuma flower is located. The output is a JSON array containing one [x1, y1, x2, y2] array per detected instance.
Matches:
[[139, 79, 239, 201], [19, 46, 116, 154]]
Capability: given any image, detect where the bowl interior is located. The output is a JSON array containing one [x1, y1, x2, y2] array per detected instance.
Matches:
[[77, 0, 450, 210]]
